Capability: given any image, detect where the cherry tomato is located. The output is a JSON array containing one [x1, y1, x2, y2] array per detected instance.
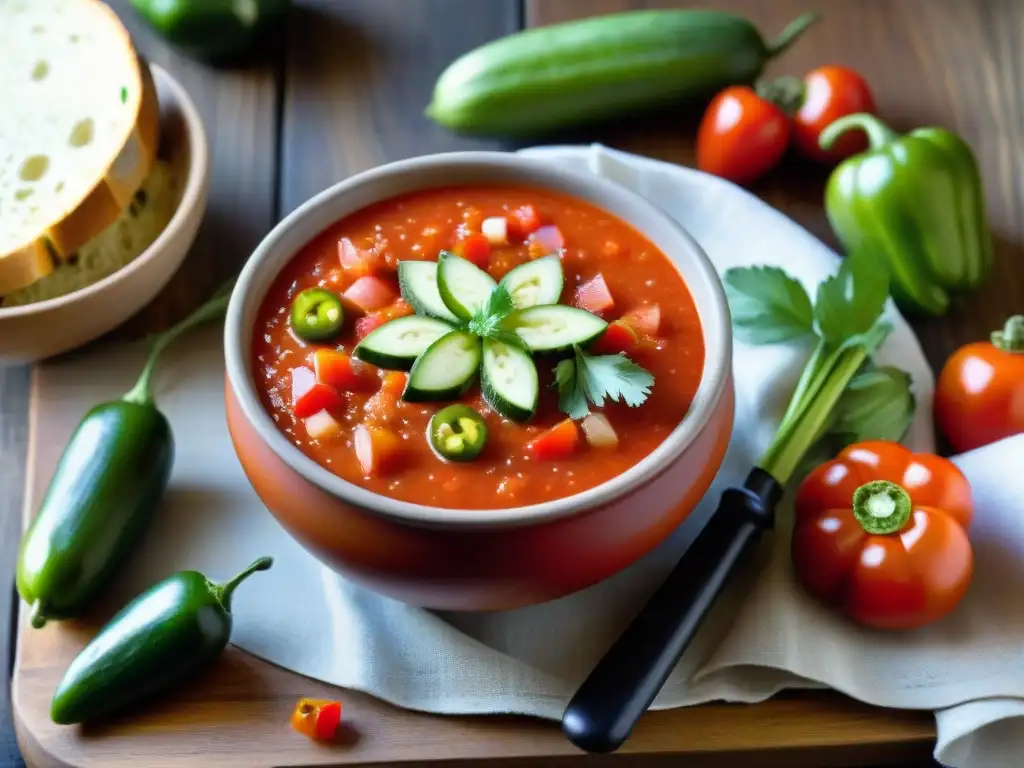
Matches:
[[791, 441, 974, 630], [696, 86, 790, 186], [792, 65, 877, 164], [935, 315, 1024, 453]]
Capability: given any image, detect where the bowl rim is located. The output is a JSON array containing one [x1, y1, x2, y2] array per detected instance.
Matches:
[[225, 151, 732, 529], [0, 64, 209, 318]]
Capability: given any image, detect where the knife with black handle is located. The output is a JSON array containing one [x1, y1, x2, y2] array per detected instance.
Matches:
[[562, 467, 782, 754]]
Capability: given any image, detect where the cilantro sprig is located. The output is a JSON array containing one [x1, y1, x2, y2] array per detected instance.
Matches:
[[554, 346, 655, 419], [465, 283, 522, 348], [724, 249, 915, 485]]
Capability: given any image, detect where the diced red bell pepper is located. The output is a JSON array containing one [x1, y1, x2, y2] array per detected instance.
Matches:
[[294, 382, 345, 419], [526, 419, 579, 461], [338, 237, 382, 278], [574, 274, 615, 315], [507, 205, 541, 240], [314, 349, 374, 392], [354, 424, 405, 476], [621, 304, 662, 337], [456, 232, 491, 269], [355, 313, 387, 341], [343, 276, 398, 312], [591, 319, 639, 355], [290, 698, 343, 741]]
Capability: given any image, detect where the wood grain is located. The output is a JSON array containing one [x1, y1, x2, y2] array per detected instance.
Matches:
[[528, 0, 1024, 371]]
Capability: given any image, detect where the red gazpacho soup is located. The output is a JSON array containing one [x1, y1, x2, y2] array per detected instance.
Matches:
[[252, 186, 705, 510]]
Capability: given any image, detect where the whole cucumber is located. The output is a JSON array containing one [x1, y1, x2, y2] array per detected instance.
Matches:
[[427, 10, 818, 137]]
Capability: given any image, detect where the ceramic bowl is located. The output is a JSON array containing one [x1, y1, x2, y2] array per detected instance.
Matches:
[[0, 64, 209, 365], [224, 152, 734, 611]]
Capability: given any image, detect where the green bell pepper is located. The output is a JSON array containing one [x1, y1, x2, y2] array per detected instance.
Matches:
[[130, 0, 291, 63], [819, 113, 993, 316]]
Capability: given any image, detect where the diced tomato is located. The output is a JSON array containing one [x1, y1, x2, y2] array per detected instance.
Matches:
[[314, 349, 374, 392], [379, 371, 408, 398], [526, 419, 579, 461], [343, 276, 398, 312], [338, 237, 382, 277], [380, 298, 414, 320], [294, 382, 346, 419], [529, 225, 565, 256], [575, 274, 615, 316], [622, 304, 662, 337], [591, 319, 638, 355], [355, 313, 387, 341], [456, 232, 491, 269], [364, 388, 400, 424], [304, 410, 342, 440], [354, 424, 405, 476], [507, 205, 541, 240]]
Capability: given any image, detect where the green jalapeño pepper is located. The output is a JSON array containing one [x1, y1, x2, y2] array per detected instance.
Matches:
[[291, 288, 345, 342], [820, 113, 994, 316], [429, 405, 488, 461], [16, 283, 234, 629], [130, 0, 292, 63], [50, 557, 273, 725]]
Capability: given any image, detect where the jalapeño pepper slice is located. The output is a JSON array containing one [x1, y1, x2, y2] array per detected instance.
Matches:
[[291, 288, 345, 342], [428, 405, 487, 461]]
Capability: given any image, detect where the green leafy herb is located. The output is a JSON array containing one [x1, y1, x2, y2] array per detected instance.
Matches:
[[830, 364, 915, 444], [724, 249, 911, 485], [554, 346, 654, 419], [466, 283, 523, 348], [724, 266, 815, 344]]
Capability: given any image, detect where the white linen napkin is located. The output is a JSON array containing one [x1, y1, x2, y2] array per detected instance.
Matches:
[[32, 145, 1023, 768]]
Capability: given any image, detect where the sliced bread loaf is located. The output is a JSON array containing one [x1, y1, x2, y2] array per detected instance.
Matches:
[[0, 0, 160, 294]]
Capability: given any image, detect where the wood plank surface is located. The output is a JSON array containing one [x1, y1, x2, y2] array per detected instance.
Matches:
[[6, 0, 1023, 766], [527, 0, 1024, 372]]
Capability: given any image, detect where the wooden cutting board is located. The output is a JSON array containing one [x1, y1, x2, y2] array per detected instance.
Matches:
[[12, 360, 935, 768]]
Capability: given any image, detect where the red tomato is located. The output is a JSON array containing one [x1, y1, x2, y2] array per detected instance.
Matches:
[[294, 382, 345, 419], [791, 441, 974, 630], [935, 315, 1024, 453], [508, 204, 541, 240], [456, 233, 492, 269], [696, 86, 790, 185], [313, 350, 374, 392], [591, 320, 638, 356], [792, 65, 877, 164], [621, 304, 661, 337], [343, 276, 398, 312]]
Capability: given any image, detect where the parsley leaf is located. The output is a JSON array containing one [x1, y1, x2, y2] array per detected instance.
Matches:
[[467, 283, 517, 341], [814, 248, 890, 346], [724, 266, 815, 344], [553, 346, 654, 419]]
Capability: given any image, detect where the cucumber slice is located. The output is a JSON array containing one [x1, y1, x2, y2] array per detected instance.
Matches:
[[508, 305, 608, 353], [404, 330, 482, 402], [481, 339, 539, 422], [437, 251, 497, 320], [398, 260, 458, 322], [499, 255, 564, 309], [353, 315, 454, 370]]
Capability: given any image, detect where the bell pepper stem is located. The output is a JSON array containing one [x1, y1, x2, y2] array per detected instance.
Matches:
[[766, 12, 819, 58], [991, 315, 1024, 352], [819, 112, 899, 152], [852, 480, 912, 535], [29, 599, 47, 629], [213, 556, 273, 612], [122, 279, 236, 406]]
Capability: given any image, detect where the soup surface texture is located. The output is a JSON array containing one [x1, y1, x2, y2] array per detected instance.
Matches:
[[252, 185, 705, 509]]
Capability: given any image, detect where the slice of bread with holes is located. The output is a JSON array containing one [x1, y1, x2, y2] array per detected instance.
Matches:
[[0, 0, 165, 299]]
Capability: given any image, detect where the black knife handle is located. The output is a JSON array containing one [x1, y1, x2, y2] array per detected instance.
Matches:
[[562, 468, 781, 754]]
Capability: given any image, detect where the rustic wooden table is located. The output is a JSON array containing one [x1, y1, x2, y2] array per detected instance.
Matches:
[[3, 0, 1022, 765]]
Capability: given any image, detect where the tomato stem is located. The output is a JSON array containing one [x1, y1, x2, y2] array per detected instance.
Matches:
[[852, 480, 912, 535], [991, 314, 1024, 352], [756, 76, 805, 115], [819, 112, 898, 152], [766, 12, 819, 58]]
